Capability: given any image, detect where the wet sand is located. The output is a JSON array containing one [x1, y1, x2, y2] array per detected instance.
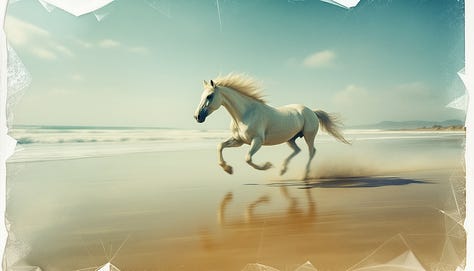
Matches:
[[5, 135, 466, 271]]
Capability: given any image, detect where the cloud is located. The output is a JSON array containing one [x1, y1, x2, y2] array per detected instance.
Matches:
[[303, 50, 336, 68], [54, 44, 74, 57], [333, 82, 433, 109], [98, 39, 120, 48], [5, 16, 147, 61], [94, 39, 149, 54], [31, 48, 57, 60], [4, 15, 74, 60], [332, 84, 389, 124], [331, 82, 444, 124], [4, 16, 49, 46], [333, 85, 369, 106], [70, 73, 84, 81], [129, 46, 150, 54], [47, 88, 71, 95], [393, 82, 431, 99], [71, 37, 93, 49]]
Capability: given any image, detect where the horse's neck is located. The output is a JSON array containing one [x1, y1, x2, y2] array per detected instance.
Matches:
[[220, 87, 261, 123]]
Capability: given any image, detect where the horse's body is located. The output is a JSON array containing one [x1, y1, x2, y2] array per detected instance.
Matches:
[[194, 74, 349, 180]]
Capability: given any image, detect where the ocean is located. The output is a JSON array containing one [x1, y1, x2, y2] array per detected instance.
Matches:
[[7, 125, 465, 164]]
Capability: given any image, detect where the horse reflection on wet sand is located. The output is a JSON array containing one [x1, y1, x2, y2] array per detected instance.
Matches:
[[216, 187, 316, 228], [196, 175, 440, 270], [199, 187, 320, 268]]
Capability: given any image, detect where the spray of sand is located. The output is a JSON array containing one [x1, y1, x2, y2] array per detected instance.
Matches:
[[310, 150, 464, 179]]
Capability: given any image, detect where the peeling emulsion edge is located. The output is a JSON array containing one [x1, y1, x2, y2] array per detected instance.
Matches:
[[0, 0, 472, 271], [464, 1, 474, 271], [1, 1, 13, 270]]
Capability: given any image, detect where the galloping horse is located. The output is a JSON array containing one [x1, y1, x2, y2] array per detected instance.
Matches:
[[194, 73, 350, 180]]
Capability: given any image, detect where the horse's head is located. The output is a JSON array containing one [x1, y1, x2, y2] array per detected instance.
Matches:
[[194, 79, 223, 123]]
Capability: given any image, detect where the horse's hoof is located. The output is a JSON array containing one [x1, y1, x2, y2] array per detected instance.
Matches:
[[280, 168, 287, 176], [224, 165, 233, 174], [263, 162, 273, 170], [223, 192, 233, 201]]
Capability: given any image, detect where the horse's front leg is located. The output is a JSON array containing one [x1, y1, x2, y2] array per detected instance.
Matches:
[[217, 192, 233, 226], [245, 137, 273, 170], [218, 137, 243, 174]]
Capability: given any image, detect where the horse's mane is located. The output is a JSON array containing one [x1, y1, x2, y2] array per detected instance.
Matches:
[[214, 73, 266, 103]]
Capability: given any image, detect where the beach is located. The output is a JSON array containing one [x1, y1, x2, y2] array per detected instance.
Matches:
[[4, 128, 466, 271]]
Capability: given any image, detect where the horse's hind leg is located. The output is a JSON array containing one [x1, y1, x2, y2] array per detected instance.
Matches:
[[302, 132, 317, 180], [246, 137, 273, 170], [218, 137, 243, 174], [280, 139, 301, 175]]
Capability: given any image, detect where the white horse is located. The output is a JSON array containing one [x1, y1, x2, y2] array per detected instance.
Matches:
[[194, 73, 350, 180]]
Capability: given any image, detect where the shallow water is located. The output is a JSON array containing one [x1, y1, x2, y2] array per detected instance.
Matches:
[[5, 129, 466, 271]]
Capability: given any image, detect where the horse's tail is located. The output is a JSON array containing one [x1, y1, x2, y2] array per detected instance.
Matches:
[[313, 110, 351, 145]]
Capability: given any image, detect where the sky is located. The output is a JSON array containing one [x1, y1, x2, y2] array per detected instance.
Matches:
[[4, 0, 466, 129]]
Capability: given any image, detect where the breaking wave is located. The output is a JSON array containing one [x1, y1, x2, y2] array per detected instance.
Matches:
[[7, 126, 465, 163]]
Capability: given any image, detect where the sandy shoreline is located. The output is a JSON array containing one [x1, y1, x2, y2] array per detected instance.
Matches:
[[5, 134, 466, 270]]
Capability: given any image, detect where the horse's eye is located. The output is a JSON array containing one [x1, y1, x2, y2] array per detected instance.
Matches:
[[207, 93, 214, 100]]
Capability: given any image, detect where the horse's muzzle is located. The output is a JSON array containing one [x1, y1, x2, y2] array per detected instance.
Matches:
[[196, 116, 205, 123], [195, 109, 208, 123]]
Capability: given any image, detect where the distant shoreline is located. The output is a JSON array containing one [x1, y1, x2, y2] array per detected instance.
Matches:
[[397, 125, 466, 132], [349, 120, 465, 131]]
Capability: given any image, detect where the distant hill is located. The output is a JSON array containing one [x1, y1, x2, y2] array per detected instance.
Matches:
[[351, 119, 465, 130]]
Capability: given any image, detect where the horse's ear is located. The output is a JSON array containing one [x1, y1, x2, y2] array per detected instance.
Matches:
[[203, 80, 208, 86], [210, 80, 216, 87]]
